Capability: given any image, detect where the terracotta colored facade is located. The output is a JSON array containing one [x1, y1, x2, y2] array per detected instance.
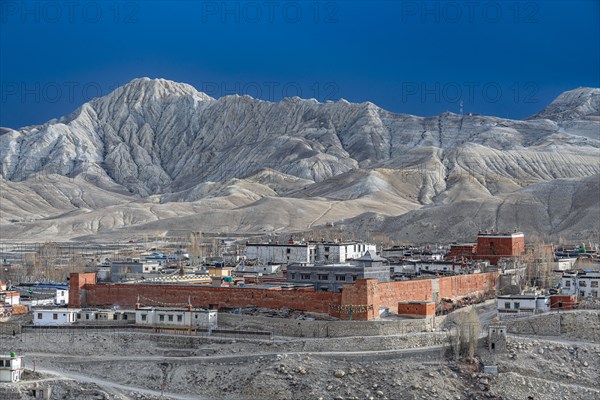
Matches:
[[398, 302, 436, 317], [447, 243, 477, 260], [70, 271, 498, 321], [476, 232, 525, 265], [549, 295, 578, 309]]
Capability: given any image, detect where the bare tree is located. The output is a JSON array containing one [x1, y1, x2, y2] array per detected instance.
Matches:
[[446, 307, 481, 361]]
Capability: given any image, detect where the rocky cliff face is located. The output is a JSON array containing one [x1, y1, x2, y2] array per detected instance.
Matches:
[[1, 78, 598, 242]]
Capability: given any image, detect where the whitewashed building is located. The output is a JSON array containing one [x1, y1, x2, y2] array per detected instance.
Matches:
[[135, 307, 217, 329], [0, 353, 23, 383], [560, 271, 600, 298], [55, 289, 69, 305], [315, 242, 377, 263], [497, 295, 550, 315], [33, 309, 80, 326], [245, 242, 316, 265], [553, 258, 577, 271]]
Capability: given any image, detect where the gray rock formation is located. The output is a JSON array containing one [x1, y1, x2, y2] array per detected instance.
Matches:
[[1, 78, 598, 242]]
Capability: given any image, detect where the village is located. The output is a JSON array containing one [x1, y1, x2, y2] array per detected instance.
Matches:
[[0, 229, 599, 399]]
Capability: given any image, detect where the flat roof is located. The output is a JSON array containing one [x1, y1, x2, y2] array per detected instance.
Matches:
[[478, 232, 524, 238]]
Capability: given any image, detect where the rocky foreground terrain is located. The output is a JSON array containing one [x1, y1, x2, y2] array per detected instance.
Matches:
[[0, 318, 598, 400], [1, 79, 599, 242]]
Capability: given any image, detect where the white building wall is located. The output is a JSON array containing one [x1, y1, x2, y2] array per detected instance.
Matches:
[[245, 244, 313, 264], [2, 292, 20, 305], [33, 309, 79, 326], [135, 309, 217, 329], [560, 274, 600, 297], [316, 243, 377, 263], [55, 289, 69, 305], [497, 298, 538, 312], [0, 357, 22, 383]]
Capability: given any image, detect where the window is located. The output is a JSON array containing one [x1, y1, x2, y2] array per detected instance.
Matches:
[[514, 302, 520, 310], [335, 275, 346, 281], [0, 360, 5, 367], [318, 274, 328, 281], [86, 314, 90, 320], [123, 314, 128, 320], [159, 314, 165, 322], [580, 291, 585, 297], [177, 315, 183, 322], [141, 314, 147, 321], [290, 273, 296, 280], [286, 248, 291, 254], [591, 281, 598, 288], [324, 247, 330, 252], [77, 313, 81, 319], [592, 290, 598, 297], [37, 313, 42, 319], [53, 314, 58, 320], [565, 280, 571, 287], [300, 273, 311, 280], [113, 315, 118, 320], [580, 281, 587, 287], [353, 276, 357, 281], [168, 315, 174, 322], [505, 302, 511, 309]]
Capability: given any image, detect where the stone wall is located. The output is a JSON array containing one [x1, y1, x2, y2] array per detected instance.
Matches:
[[505, 310, 600, 341], [218, 313, 436, 338]]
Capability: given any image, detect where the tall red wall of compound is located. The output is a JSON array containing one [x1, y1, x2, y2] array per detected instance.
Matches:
[[81, 283, 341, 315], [70, 272, 498, 320], [69, 272, 97, 307], [376, 280, 434, 311], [437, 272, 497, 299]]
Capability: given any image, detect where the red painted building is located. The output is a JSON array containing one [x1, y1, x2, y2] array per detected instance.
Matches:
[[447, 243, 477, 260], [476, 231, 525, 265]]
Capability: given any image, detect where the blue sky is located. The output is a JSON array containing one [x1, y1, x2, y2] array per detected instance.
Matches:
[[1, 0, 599, 128]]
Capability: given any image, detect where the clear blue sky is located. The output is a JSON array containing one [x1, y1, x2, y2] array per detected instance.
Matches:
[[1, 1, 599, 128]]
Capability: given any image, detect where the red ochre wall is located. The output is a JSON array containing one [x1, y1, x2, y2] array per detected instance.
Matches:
[[398, 302, 436, 317], [70, 271, 498, 321], [438, 273, 498, 299]]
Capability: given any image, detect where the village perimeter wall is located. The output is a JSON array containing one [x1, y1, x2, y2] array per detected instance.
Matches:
[[70, 272, 499, 321], [505, 310, 600, 341]]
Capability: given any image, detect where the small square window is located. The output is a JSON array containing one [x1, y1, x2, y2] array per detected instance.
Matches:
[[168, 315, 174, 322], [505, 302, 511, 309], [53, 314, 58, 320], [37, 313, 42, 319], [177, 315, 183, 322], [514, 302, 520, 309], [141, 314, 147, 321], [159, 314, 165, 322]]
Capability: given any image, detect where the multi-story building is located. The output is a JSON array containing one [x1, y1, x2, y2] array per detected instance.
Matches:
[[447, 243, 477, 260], [245, 241, 316, 265], [287, 250, 390, 292], [245, 240, 377, 265], [0, 353, 23, 383], [560, 271, 600, 298], [476, 231, 525, 265]]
